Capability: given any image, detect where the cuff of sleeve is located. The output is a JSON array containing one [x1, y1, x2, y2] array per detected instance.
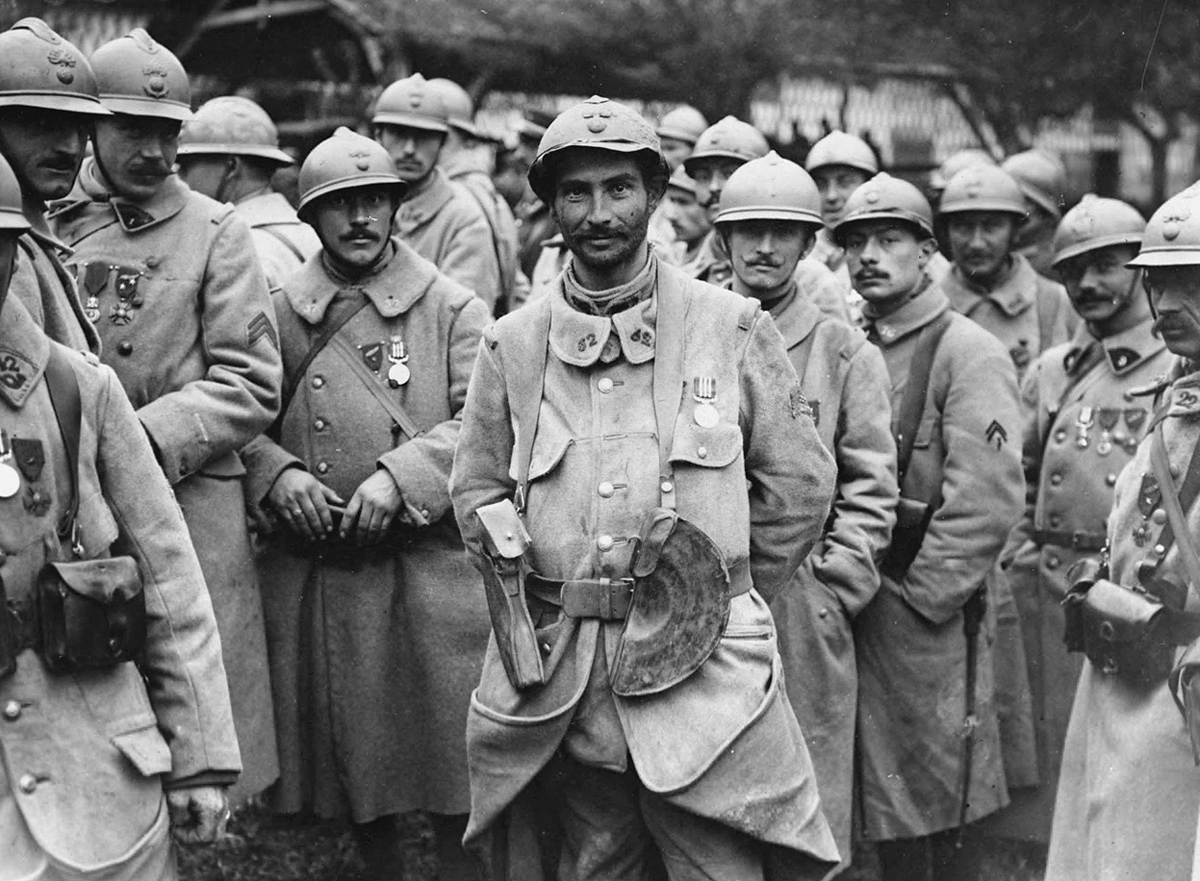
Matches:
[[163, 770, 239, 791], [245, 449, 306, 508], [378, 445, 451, 524], [139, 401, 209, 486]]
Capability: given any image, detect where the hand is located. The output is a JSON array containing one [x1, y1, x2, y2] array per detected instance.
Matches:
[[167, 785, 230, 844], [342, 468, 402, 546], [267, 466, 344, 541]]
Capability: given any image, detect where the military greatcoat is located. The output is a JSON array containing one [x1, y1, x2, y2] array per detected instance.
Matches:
[[50, 162, 282, 805], [451, 258, 840, 878], [765, 283, 898, 857], [234, 189, 321, 292], [855, 282, 1024, 839], [1045, 363, 1200, 881], [983, 317, 1171, 842], [443, 153, 521, 313], [241, 241, 491, 821], [0, 295, 240, 879], [395, 167, 502, 310]]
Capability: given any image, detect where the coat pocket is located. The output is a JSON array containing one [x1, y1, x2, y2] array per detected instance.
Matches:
[[112, 723, 173, 777], [668, 421, 743, 468]]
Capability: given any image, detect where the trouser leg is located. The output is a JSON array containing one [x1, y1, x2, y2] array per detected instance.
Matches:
[[877, 829, 968, 881], [639, 788, 765, 881]]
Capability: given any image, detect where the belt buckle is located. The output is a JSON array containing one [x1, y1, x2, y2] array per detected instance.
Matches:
[[606, 578, 635, 620]]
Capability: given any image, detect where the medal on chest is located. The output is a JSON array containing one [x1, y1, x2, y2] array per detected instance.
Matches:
[[387, 335, 410, 388], [0, 430, 21, 499], [693, 376, 719, 428], [1132, 472, 1163, 547], [1096, 408, 1120, 456], [1075, 405, 1095, 449]]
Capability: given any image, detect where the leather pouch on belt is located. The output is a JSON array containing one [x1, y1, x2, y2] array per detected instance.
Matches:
[[476, 499, 546, 691], [880, 496, 933, 581], [1079, 578, 1173, 688], [37, 556, 145, 674], [610, 508, 730, 698], [1171, 637, 1200, 764]]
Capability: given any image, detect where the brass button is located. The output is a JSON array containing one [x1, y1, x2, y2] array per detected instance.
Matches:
[[3, 700, 20, 721], [420, 509, 430, 519], [1049, 513, 1062, 528], [598, 482, 615, 498], [1152, 509, 1167, 525], [818, 608, 828, 619], [660, 480, 674, 494], [1105, 473, 1117, 487], [117, 341, 133, 356], [1054, 429, 1067, 443], [597, 377, 614, 393], [697, 446, 708, 459], [316, 462, 329, 475], [18, 773, 36, 794], [597, 535, 614, 551], [1049, 473, 1063, 486], [1155, 543, 1166, 556], [314, 418, 326, 431], [1046, 554, 1060, 570], [312, 376, 325, 389]]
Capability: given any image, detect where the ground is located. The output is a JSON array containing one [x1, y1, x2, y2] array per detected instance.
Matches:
[[179, 806, 1045, 881]]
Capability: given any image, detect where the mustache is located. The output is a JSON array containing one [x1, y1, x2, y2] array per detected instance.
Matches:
[[40, 154, 79, 171], [744, 258, 783, 268], [128, 161, 171, 178], [341, 229, 382, 241], [855, 269, 889, 281], [1154, 313, 1189, 334]]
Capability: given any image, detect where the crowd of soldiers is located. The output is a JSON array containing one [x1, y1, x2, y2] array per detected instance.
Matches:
[[4, 13, 1200, 881]]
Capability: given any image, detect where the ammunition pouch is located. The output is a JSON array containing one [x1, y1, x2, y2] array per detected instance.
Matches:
[[476, 500, 545, 691], [880, 496, 934, 581], [37, 556, 145, 675], [610, 508, 732, 698], [1064, 575, 1200, 688]]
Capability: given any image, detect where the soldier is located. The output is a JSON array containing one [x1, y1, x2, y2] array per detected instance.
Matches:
[[1003, 149, 1069, 278], [663, 165, 710, 265], [241, 127, 491, 880], [656, 104, 708, 172], [430, 78, 522, 314], [1044, 185, 1200, 881], [50, 30, 282, 806], [0, 150, 239, 879], [937, 163, 1076, 380], [836, 173, 1024, 881], [980, 196, 1169, 856], [717, 151, 898, 862], [372, 73, 502, 309], [805, 130, 877, 276], [175, 96, 320, 291], [451, 96, 840, 881], [928, 147, 997, 208], [0, 18, 103, 354], [682, 116, 851, 323]]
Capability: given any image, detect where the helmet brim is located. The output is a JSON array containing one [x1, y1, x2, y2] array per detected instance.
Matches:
[[176, 143, 294, 165], [1019, 183, 1062, 220], [0, 207, 30, 231], [100, 96, 192, 122], [1127, 247, 1200, 268], [937, 202, 1027, 219], [297, 175, 407, 214], [0, 92, 110, 117], [833, 211, 935, 245], [529, 142, 667, 202], [447, 118, 481, 139], [371, 112, 450, 134], [715, 206, 822, 227], [1052, 233, 1143, 267], [656, 126, 700, 145], [684, 148, 752, 172], [806, 159, 877, 177]]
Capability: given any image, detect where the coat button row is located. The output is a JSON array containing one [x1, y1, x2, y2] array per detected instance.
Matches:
[[1152, 509, 1167, 525], [1105, 474, 1117, 487], [18, 773, 36, 793], [314, 418, 327, 431], [3, 700, 20, 721], [316, 462, 329, 474], [598, 482, 614, 498], [597, 378, 614, 393], [312, 376, 325, 389], [117, 341, 133, 356], [1049, 473, 1063, 486], [597, 535, 614, 551]]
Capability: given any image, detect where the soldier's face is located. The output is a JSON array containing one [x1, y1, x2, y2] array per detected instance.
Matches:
[[660, 137, 692, 172], [664, 186, 709, 246], [1146, 266, 1200, 361], [1057, 244, 1141, 326], [0, 108, 90, 202], [946, 211, 1018, 282], [688, 157, 745, 222], [310, 186, 394, 270], [844, 220, 934, 308], [175, 155, 230, 200], [374, 124, 443, 185], [550, 151, 656, 280], [812, 165, 871, 229], [725, 220, 813, 298], [93, 116, 180, 202]]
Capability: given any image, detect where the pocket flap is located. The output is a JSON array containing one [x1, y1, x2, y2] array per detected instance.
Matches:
[[46, 556, 141, 603], [112, 724, 173, 777], [510, 431, 573, 483], [197, 449, 247, 479], [668, 422, 742, 467], [477, 499, 531, 559], [1083, 579, 1164, 642]]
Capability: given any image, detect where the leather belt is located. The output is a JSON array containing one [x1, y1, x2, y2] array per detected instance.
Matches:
[[4, 595, 39, 654], [1033, 529, 1107, 552], [527, 574, 635, 620]]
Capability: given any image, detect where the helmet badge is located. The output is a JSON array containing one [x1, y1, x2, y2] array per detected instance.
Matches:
[[349, 147, 371, 171], [582, 104, 614, 134], [142, 63, 169, 99], [1162, 203, 1193, 242], [1069, 209, 1095, 237], [965, 179, 982, 197], [47, 48, 76, 84], [864, 188, 880, 204]]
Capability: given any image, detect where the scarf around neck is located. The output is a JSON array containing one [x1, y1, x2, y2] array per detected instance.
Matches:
[[563, 252, 657, 317]]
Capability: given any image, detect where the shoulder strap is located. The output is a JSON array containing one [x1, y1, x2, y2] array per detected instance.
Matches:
[[895, 310, 953, 482], [273, 293, 371, 434], [42, 346, 82, 552], [511, 304, 551, 514], [1150, 424, 1200, 609], [255, 224, 308, 262], [1035, 285, 1058, 355], [328, 335, 423, 442]]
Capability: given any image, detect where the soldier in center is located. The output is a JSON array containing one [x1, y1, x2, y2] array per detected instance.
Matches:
[[715, 150, 898, 867], [836, 173, 1024, 881], [451, 96, 839, 881]]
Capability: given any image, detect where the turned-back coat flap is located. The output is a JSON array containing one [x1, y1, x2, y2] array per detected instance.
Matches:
[[235, 190, 321, 292], [766, 285, 897, 857], [0, 295, 239, 870], [241, 240, 492, 822], [1045, 364, 1200, 881], [50, 161, 282, 803], [9, 216, 101, 354], [450, 261, 840, 876], [443, 154, 521, 311], [855, 283, 1025, 838]]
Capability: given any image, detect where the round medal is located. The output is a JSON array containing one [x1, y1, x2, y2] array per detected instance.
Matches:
[[694, 402, 720, 428], [0, 463, 19, 499], [387, 362, 411, 388]]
